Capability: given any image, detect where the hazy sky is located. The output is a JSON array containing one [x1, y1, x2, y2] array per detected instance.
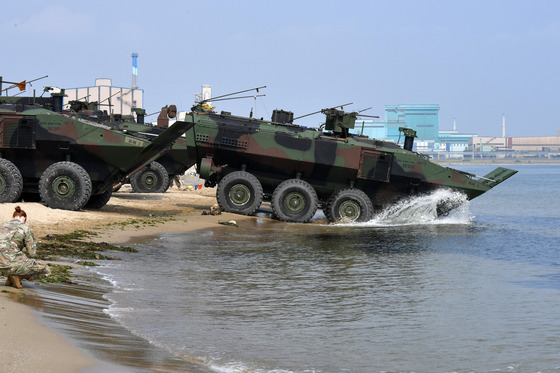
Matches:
[[2, 1, 559, 137]]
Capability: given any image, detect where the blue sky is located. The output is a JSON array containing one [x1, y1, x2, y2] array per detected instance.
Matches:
[[2, 0, 559, 137]]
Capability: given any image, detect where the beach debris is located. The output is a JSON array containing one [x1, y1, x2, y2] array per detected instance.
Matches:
[[218, 220, 238, 227], [186, 183, 204, 191], [202, 204, 221, 215]]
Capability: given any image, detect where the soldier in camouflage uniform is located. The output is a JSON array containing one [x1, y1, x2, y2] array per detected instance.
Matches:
[[0, 206, 50, 289]]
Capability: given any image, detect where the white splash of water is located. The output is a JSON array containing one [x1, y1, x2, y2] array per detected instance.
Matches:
[[342, 189, 473, 227]]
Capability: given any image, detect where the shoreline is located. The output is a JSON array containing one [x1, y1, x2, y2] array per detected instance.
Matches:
[[432, 159, 560, 165], [0, 287, 97, 372], [1, 186, 248, 372], [1, 162, 555, 372]]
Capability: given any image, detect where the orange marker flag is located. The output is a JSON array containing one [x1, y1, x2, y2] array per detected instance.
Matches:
[[17, 81, 26, 91]]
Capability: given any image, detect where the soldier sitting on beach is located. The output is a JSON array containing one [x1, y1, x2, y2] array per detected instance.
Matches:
[[0, 206, 51, 289]]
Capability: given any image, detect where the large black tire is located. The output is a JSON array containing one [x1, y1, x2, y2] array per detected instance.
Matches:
[[85, 188, 113, 210], [39, 162, 92, 211], [325, 188, 374, 223], [271, 179, 318, 223], [130, 161, 169, 193], [216, 171, 263, 215], [0, 159, 23, 203]]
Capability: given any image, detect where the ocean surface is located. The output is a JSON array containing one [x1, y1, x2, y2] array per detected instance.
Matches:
[[44, 164, 560, 372]]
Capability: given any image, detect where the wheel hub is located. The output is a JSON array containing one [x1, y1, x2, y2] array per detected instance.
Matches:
[[284, 192, 305, 214], [141, 172, 157, 187], [52, 176, 75, 199], [229, 184, 251, 206], [339, 200, 360, 221]]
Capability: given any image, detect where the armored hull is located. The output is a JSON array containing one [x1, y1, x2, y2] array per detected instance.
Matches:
[[0, 103, 191, 210], [181, 106, 517, 223], [106, 120, 196, 193]]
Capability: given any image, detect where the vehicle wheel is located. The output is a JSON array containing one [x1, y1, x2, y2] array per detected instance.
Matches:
[[39, 162, 92, 210], [0, 159, 23, 203], [325, 188, 374, 223], [216, 171, 263, 215], [130, 162, 169, 193], [271, 179, 318, 223], [85, 188, 113, 210]]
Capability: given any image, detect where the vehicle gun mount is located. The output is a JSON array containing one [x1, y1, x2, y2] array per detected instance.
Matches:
[[322, 108, 357, 137]]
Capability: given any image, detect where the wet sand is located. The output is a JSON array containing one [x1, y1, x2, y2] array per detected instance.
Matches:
[[1, 186, 251, 372], [0, 287, 96, 372]]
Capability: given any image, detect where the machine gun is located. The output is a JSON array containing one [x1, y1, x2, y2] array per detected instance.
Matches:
[[293, 103, 380, 138], [293, 102, 353, 121], [322, 106, 379, 138]]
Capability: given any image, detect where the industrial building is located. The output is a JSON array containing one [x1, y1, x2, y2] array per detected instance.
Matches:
[[64, 78, 144, 117], [385, 104, 440, 141], [354, 104, 441, 145], [63, 53, 143, 118], [436, 130, 476, 152], [468, 136, 560, 153], [352, 104, 474, 152], [351, 104, 559, 159]]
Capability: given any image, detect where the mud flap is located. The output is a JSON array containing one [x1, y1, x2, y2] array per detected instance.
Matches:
[[480, 167, 518, 188]]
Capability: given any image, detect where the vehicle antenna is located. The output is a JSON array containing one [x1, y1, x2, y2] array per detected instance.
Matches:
[[210, 94, 266, 103], [78, 94, 91, 102], [97, 90, 122, 113], [1, 75, 48, 94], [145, 110, 163, 117], [201, 86, 266, 104], [355, 107, 380, 119]]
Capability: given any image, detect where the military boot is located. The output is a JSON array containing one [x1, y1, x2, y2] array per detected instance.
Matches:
[[8, 275, 23, 289]]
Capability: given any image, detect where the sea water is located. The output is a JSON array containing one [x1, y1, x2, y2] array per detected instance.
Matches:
[[93, 164, 560, 372]]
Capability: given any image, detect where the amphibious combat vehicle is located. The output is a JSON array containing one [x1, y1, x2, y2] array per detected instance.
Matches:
[[68, 101, 196, 193], [180, 94, 517, 223], [0, 87, 192, 210]]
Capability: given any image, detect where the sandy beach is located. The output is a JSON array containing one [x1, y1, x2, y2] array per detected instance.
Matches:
[[0, 185, 246, 372]]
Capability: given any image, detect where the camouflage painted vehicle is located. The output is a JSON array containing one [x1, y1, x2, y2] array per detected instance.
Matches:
[[111, 122, 193, 193], [179, 102, 517, 223], [0, 88, 192, 210], [106, 107, 195, 193], [67, 101, 196, 193]]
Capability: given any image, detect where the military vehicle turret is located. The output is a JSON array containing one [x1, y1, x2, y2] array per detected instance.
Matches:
[[179, 91, 517, 223], [0, 86, 192, 210]]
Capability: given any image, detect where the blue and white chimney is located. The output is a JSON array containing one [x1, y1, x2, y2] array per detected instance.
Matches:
[[131, 52, 138, 89]]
